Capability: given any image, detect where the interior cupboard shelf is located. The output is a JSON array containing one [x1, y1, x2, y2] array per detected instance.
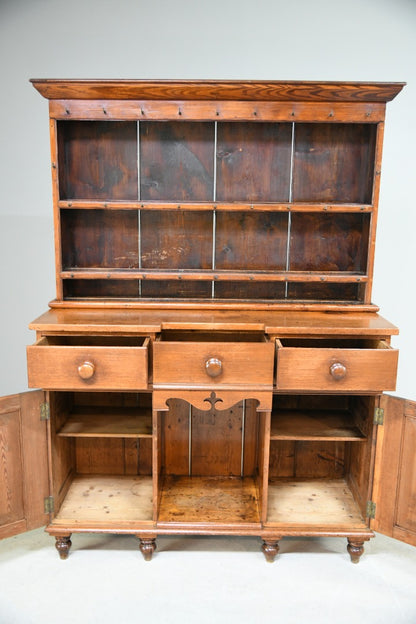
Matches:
[[57, 407, 152, 438], [270, 410, 366, 441], [61, 269, 368, 283]]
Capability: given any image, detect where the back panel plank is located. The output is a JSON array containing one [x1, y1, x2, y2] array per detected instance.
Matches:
[[61, 209, 139, 269], [216, 122, 292, 202], [140, 122, 215, 201], [292, 123, 376, 203], [58, 121, 138, 200]]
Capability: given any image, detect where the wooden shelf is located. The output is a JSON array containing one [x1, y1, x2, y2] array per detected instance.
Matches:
[[58, 200, 373, 213], [52, 475, 153, 524], [157, 476, 260, 525], [61, 268, 368, 284], [57, 408, 152, 438], [270, 410, 366, 441], [266, 478, 367, 527]]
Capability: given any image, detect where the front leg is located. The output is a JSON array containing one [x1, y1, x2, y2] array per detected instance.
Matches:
[[55, 535, 72, 560], [347, 539, 366, 564], [262, 539, 280, 563], [138, 537, 157, 561]]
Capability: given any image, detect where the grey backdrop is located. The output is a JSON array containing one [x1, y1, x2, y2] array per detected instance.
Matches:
[[0, 0, 415, 398]]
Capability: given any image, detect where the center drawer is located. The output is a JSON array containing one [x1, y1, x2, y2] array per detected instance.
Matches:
[[275, 338, 398, 392], [27, 335, 149, 390], [153, 332, 274, 389]]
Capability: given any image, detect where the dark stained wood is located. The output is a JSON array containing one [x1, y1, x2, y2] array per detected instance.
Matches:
[[141, 210, 213, 269], [287, 282, 362, 302], [292, 124, 376, 204], [31, 79, 405, 102], [141, 280, 211, 299], [140, 122, 214, 201], [289, 213, 370, 272], [215, 211, 288, 270], [214, 281, 286, 300], [216, 122, 292, 202], [63, 279, 140, 298], [61, 209, 139, 269], [58, 121, 138, 200]]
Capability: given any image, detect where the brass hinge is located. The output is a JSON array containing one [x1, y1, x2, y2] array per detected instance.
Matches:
[[366, 500, 376, 519], [374, 407, 384, 425], [40, 402, 50, 421], [44, 496, 54, 514]]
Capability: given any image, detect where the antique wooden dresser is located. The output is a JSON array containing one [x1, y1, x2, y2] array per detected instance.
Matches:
[[1, 79, 415, 563]]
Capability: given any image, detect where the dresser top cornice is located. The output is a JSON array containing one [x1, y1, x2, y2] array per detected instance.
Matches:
[[30, 79, 405, 102]]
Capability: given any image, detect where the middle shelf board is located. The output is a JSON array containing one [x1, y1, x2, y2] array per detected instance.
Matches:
[[57, 408, 152, 438], [270, 410, 366, 441]]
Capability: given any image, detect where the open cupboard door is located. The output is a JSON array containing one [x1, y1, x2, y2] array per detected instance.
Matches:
[[0, 390, 50, 539], [372, 394, 416, 547]]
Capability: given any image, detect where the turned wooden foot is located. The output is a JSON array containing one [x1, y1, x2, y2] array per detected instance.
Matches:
[[55, 535, 72, 560], [347, 539, 365, 564], [139, 538, 157, 561], [262, 539, 280, 563]]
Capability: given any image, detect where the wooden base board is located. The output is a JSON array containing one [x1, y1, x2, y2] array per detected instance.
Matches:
[[266, 478, 367, 528], [157, 475, 260, 525], [52, 475, 153, 525]]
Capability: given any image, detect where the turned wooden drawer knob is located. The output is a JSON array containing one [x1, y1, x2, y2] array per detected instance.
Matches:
[[329, 362, 347, 380], [205, 357, 222, 378], [78, 361, 95, 380]]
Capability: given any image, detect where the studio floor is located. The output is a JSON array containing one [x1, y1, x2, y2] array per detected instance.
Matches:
[[0, 529, 415, 624]]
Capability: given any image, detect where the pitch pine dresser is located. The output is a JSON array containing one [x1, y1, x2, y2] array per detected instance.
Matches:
[[1, 80, 415, 563]]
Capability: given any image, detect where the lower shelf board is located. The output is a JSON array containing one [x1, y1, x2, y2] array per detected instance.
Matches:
[[52, 475, 153, 526], [266, 478, 367, 528], [157, 475, 260, 525]]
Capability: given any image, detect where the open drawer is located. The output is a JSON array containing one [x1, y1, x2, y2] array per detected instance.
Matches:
[[27, 335, 149, 391], [153, 331, 274, 389], [275, 338, 398, 392]]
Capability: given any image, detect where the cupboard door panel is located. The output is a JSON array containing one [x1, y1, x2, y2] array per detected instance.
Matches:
[[0, 398, 24, 535], [373, 395, 416, 547], [0, 391, 48, 540]]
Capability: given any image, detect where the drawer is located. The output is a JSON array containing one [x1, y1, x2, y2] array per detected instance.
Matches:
[[275, 338, 398, 392], [153, 332, 274, 389], [27, 336, 149, 390]]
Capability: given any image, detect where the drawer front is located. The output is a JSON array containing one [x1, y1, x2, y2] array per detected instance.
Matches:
[[276, 340, 398, 392], [153, 341, 274, 388], [27, 338, 149, 390]]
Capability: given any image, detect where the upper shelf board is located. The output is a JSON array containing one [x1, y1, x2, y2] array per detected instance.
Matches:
[[30, 80, 405, 102]]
